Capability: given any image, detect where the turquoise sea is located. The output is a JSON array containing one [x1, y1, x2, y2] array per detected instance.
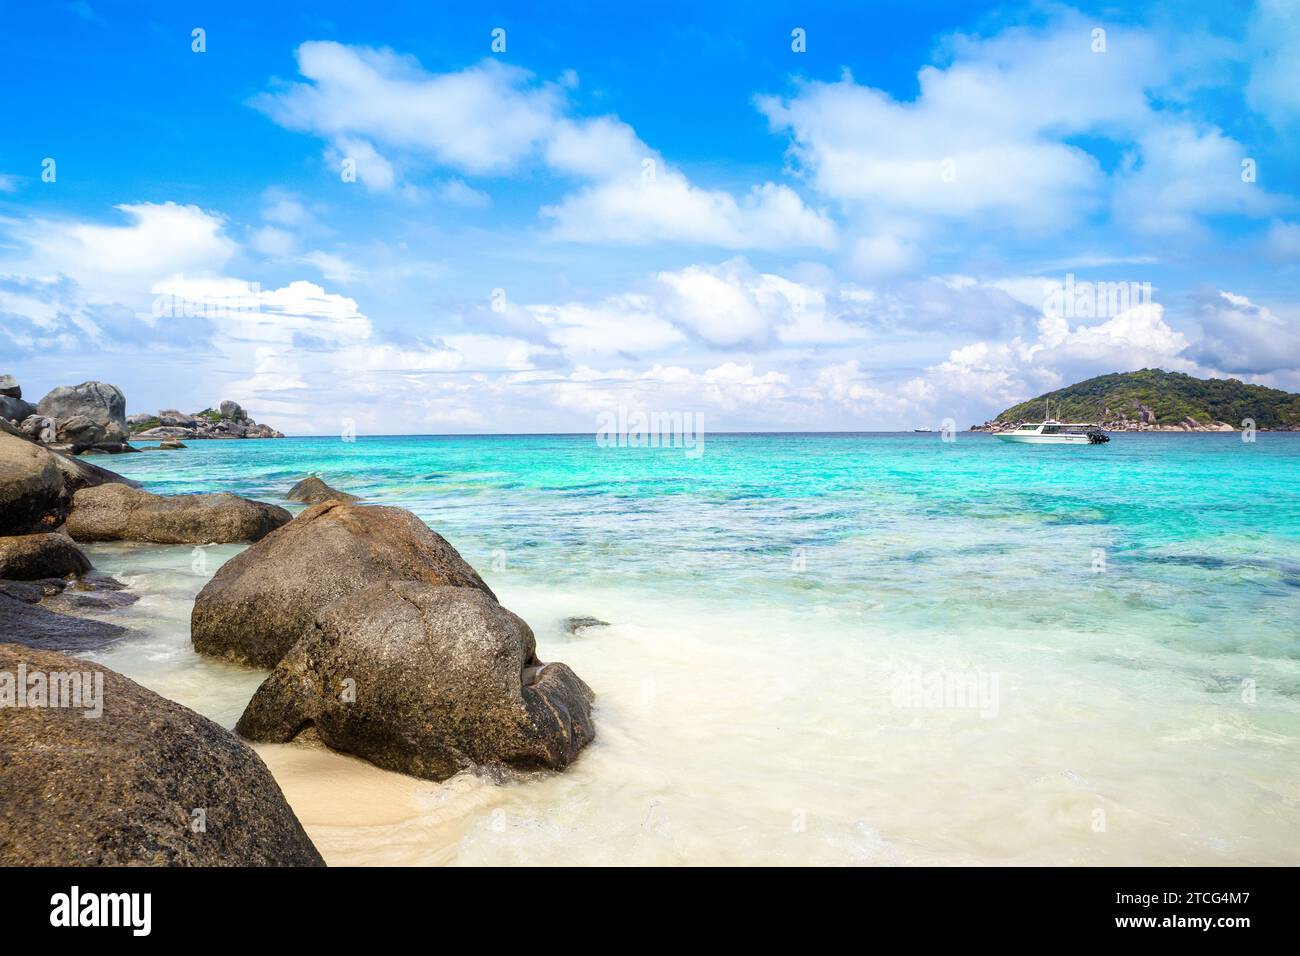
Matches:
[[80, 432, 1300, 865]]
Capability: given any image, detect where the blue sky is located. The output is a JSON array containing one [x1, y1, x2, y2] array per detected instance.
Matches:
[[1, 0, 1298, 433]]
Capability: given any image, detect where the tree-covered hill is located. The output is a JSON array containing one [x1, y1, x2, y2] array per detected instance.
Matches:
[[992, 369, 1300, 429]]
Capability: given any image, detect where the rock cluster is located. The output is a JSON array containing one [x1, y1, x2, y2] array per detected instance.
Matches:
[[0, 417, 325, 865], [0, 374, 284, 454], [131, 399, 284, 441], [193, 498, 597, 782]]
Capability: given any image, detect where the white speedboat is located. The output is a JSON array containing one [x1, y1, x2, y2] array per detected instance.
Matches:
[[995, 420, 1109, 444]]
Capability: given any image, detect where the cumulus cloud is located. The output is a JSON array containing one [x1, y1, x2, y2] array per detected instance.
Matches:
[[16, 202, 237, 302], [1185, 289, 1300, 374], [757, 11, 1285, 245], [254, 41, 833, 251], [1246, 0, 1300, 129]]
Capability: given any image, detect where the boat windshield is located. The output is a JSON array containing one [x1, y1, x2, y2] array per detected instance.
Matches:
[[1016, 423, 1039, 431]]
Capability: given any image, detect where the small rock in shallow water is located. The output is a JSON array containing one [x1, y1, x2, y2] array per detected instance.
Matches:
[[563, 615, 610, 634]]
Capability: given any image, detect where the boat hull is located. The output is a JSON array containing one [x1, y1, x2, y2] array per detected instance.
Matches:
[[994, 433, 1094, 444]]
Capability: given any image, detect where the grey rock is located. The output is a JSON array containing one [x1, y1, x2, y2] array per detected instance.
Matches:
[[134, 425, 197, 440], [0, 395, 36, 424], [20, 415, 57, 444], [192, 502, 496, 667], [236, 581, 596, 782], [157, 409, 197, 428], [0, 374, 20, 399], [0, 593, 129, 652], [563, 615, 610, 634], [0, 430, 65, 534], [0, 533, 92, 580], [286, 476, 359, 505], [0, 643, 325, 866], [36, 381, 128, 448], [66, 484, 291, 545], [219, 400, 246, 421]]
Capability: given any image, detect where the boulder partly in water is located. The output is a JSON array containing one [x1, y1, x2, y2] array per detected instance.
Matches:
[[65, 484, 291, 546], [236, 581, 596, 781], [191, 502, 495, 667]]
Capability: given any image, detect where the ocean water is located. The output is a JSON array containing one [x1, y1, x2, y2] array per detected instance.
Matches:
[[76, 432, 1300, 865]]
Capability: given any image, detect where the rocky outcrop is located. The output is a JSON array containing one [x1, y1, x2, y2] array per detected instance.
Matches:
[[236, 582, 596, 781], [286, 475, 360, 505], [19, 414, 56, 444], [0, 533, 92, 580], [0, 431, 65, 534], [130, 399, 285, 441], [191, 502, 496, 667], [0, 643, 325, 866], [0, 591, 129, 652], [36, 381, 129, 453], [0, 430, 139, 534], [0, 395, 36, 425], [0, 374, 20, 398], [65, 484, 291, 545]]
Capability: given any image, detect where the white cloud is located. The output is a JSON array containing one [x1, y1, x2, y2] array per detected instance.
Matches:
[[1246, 0, 1300, 129], [758, 12, 1285, 241], [299, 250, 362, 283], [254, 45, 562, 175], [255, 41, 832, 251], [1112, 122, 1284, 234], [542, 176, 835, 251], [1186, 289, 1300, 374], [439, 178, 491, 208], [1266, 220, 1300, 259], [18, 202, 236, 302]]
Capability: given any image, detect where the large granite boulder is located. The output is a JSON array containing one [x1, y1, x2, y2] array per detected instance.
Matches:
[[134, 425, 197, 440], [191, 502, 495, 667], [0, 533, 92, 580], [66, 484, 290, 545], [0, 431, 65, 534], [219, 400, 245, 420], [286, 475, 360, 505], [158, 409, 197, 428], [0, 431, 138, 534], [0, 395, 36, 424], [0, 374, 20, 398], [236, 582, 596, 781], [0, 644, 325, 865], [36, 381, 128, 451]]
